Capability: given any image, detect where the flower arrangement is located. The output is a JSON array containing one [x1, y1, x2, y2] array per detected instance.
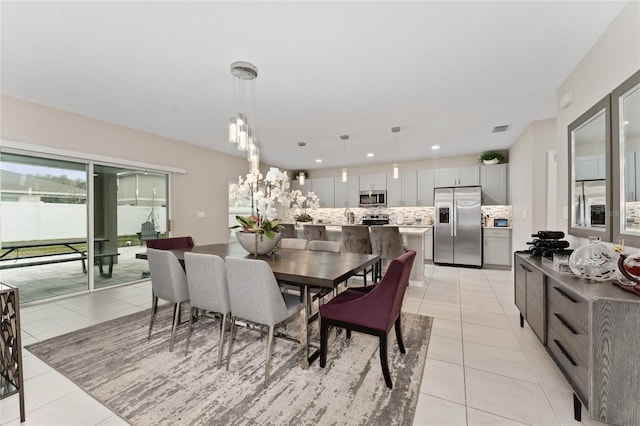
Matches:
[[288, 189, 320, 222], [229, 168, 292, 253]]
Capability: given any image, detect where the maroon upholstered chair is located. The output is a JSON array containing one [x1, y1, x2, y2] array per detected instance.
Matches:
[[319, 250, 416, 389], [146, 236, 195, 250]]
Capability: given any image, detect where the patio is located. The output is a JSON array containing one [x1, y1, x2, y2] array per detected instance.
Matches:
[[0, 245, 150, 303]]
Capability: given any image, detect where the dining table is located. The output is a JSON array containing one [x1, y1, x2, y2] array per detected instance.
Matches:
[[137, 242, 380, 368]]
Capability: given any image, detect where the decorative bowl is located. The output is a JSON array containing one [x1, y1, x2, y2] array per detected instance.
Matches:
[[568, 239, 618, 282], [235, 231, 281, 256]]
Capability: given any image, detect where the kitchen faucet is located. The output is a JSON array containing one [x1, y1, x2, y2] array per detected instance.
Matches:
[[344, 208, 354, 224]]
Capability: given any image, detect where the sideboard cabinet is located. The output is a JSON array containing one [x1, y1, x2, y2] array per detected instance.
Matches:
[[514, 253, 640, 426]]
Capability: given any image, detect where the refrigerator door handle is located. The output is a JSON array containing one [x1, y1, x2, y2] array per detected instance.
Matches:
[[452, 197, 457, 237]]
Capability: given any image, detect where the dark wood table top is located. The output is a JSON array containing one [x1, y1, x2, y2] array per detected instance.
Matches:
[[139, 243, 379, 289]]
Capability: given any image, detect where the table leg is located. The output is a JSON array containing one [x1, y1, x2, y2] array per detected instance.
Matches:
[[299, 286, 310, 369]]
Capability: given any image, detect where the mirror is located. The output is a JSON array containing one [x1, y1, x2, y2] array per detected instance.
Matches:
[[568, 95, 611, 241], [613, 70, 640, 247]]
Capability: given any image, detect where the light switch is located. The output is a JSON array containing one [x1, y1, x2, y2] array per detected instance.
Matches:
[[523, 209, 527, 219], [196, 211, 205, 218], [563, 206, 568, 219]]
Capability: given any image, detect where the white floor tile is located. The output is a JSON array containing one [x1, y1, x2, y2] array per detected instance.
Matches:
[[461, 309, 511, 330], [466, 407, 527, 425], [427, 335, 463, 365], [431, 318, 463, 340], [413, 394, 467, 426], [462, 341, 537, 383], [461, 323, 521, 351], [460, 299, 504, 314], [542, 386, 610, 426], [465, 367, 559, 425], [421, 359, 466, 404], [418, 302, 461, 321]]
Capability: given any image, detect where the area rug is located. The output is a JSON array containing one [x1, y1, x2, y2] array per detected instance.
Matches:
[[26, 306, 432, 426]]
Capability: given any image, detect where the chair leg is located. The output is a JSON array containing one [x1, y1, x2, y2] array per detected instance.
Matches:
[[395, 316, 406, 354], [184, 306, 195, 356], [226, 316, 236, 371], [218, 312, 229, 369], [346, 329, 352, 339], [148, 296, 158, 340], [264, 325, 275, 385], [169, 302, 181, 352], [320, 319, 329, 368], [379, 334, 393, 389]]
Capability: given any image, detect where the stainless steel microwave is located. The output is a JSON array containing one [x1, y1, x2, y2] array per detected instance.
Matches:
[[359, 190, 386, 207]]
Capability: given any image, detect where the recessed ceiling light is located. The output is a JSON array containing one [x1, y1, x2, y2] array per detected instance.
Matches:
[[315, 158, 322, 163], [367, 153, 375, 157], [431, 145, 440, 150]]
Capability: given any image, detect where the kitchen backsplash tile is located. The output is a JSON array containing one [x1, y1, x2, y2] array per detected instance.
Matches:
[[287, 205, 511, 226]]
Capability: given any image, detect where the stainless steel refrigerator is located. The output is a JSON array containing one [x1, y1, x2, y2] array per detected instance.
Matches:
[[433, 186, 483, 267], [574, 180, 606, 227]]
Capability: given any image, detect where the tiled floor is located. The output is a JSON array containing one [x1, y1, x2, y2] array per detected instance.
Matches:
[[1, 264, 610, 425]]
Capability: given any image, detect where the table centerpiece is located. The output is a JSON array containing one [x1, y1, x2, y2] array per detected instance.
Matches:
[[229, 168, 291, 256]]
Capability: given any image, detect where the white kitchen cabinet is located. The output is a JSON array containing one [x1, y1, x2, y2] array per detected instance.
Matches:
[[290, 179, 307, 193], [480, 164, 508, 205], [483, 228, 511, 268], [575, 155, 606, 181], [424, 228, 433, 261], [311, 177, 335, 208], [434, 166, 479, 187], [359, 173, 387, 191], [386, 171, 417, 206], [417, 170, 435, 206], [334, 177, 360, 208]]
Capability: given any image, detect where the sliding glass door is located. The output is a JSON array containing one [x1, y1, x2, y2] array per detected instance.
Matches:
[[1, 151, 170, 302], [0, 152, 89, 301]]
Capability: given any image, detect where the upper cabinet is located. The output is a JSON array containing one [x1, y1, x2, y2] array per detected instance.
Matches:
[[334, 176, 360, 208], [417, 170, 435, 206], [575, 155, 606, 181], [386, 171, 417, 207], [568, 95, 611, 241], [612, 70, 640, 247], [359, 173, 387, 191], [311, 177, 335, 208], [434, 166, 479, 187], [480, 164, 508, 205]]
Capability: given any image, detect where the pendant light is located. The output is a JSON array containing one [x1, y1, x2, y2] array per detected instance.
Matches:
[[228, 61, 258, 154], [341, 135, 349, 182], [392, 126, 400, 179], [297, 141, 306, 185]]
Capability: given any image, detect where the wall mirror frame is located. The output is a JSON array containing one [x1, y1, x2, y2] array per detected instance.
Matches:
[[612, 69, 640, 248], [568, 94, 612, 241]]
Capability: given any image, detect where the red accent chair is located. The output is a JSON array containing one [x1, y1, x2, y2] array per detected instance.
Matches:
[[146, 236, 195, 250], [319, 250, 416, 389]]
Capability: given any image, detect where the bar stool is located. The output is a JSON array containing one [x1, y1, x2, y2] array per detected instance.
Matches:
[[280, 223, 297, 239], [369, 225, 405, 281], [303, 224, 327, 241], [340, 225, 375, 286]]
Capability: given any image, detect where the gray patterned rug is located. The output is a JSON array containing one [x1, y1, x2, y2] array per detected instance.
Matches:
[[26, 306, 432, 426]]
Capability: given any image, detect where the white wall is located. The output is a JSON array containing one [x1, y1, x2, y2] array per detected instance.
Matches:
[[555, 0, 640, 246], [1, 95, 258, 245], [508, 119, 556, 252]]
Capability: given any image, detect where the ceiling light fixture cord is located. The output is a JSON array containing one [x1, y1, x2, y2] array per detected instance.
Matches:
[[392, 126, 400, 179], [341, 135, 348, 183]]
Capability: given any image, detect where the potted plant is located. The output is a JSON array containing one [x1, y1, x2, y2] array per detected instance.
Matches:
[[229, 168, 291, 256], [288, 189, 320, 224], [479, 151, 505, 165]]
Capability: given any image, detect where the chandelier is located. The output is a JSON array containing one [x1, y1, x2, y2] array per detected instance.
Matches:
[[228, 61, 260, 172]]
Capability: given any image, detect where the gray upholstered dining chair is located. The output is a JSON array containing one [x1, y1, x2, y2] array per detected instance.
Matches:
[[183, 252, 231, 367], [280, 223, 297, 239], [303, 224, 327, 241], [146, 248, 190, 352], [340, 225, 375, 286], [280, 238, 308, 249], [225, 257, 303, 385], [306, 240, 341, 252], [369, 225, 405, 281]]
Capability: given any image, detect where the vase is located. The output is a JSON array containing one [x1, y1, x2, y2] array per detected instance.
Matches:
[[568, 238, 618, 282], [483, 158, 499, 165], [235, 231, 281, 256]]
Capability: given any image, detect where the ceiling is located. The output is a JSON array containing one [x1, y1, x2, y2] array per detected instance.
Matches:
[[0, 1, 628, 172]]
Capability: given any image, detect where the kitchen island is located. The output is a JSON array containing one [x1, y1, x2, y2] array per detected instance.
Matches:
[[295, 223, 430, 284]]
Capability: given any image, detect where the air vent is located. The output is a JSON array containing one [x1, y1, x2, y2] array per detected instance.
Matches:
[[492, 125, 510, 133]]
